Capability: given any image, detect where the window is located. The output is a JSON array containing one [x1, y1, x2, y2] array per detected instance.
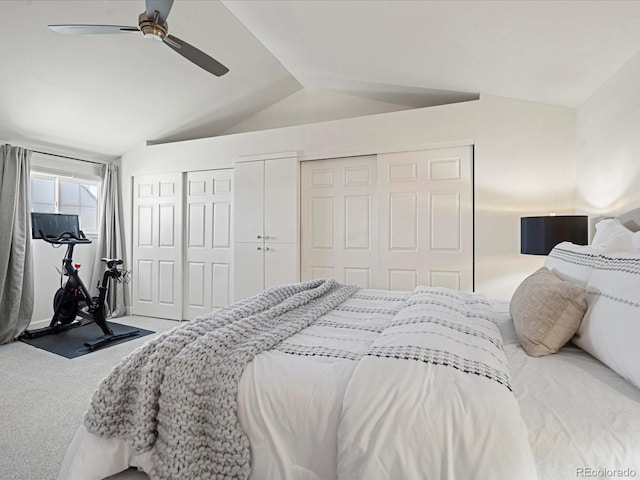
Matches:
[[30, 173, 100, 233]]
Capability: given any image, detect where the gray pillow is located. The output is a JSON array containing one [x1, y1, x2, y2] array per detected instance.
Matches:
[[510, 267, 587, 357]]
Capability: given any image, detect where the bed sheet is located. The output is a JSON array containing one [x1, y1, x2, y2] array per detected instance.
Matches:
[[492, 301, 640, 480]]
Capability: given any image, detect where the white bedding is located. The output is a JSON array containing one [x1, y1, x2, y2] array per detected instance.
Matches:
[[492, 301, 640, 480], [59, 290, 640, 480], [335, 289, 534, 480]]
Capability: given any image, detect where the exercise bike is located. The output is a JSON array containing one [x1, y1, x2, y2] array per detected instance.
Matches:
[[22, 213, 139, 351]]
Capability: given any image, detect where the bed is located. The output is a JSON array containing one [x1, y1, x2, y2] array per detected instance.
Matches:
[[58, 215, 640, 480]]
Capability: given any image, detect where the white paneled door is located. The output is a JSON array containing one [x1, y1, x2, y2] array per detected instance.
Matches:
[[301, 156, 378, 288], [184, 169, 234, 320], [132, 174, 183, 319], [300, 146, 473, 291], [378, 146, 473, 291]]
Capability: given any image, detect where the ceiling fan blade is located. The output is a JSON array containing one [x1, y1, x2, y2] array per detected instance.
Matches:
[[163, 34, 229, 77], [49, 25, 139, 35], [146, 0, 174, 23]]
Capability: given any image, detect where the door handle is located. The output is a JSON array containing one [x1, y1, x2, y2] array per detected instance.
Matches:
[[258, 235, 271, 240]]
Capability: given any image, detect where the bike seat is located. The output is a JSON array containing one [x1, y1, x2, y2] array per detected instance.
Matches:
[[101, 258, 123, 268]]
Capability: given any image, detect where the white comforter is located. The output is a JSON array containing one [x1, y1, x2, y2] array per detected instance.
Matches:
[[59, 287, 536, 480]]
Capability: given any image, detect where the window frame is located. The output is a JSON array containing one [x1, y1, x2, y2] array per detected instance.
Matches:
[[30, 171, 101, 236]]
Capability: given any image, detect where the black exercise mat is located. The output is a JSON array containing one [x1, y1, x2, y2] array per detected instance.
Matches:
[[20, 321, 154, 358]]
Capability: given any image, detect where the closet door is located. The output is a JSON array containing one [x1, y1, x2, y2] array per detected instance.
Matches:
[[299, 146, 473, 292], [300, 156, 377, 288], [264, 157, 298, 244], [233, 154, 299, 301], [263, 157, 299, 289], [184, 169, 234, 320], [132, 173, 183, 319], [234, 242, 264, 302], [377, 145, 473, 291], [264, 243, 298, 289], [234, 160, 264, 243]]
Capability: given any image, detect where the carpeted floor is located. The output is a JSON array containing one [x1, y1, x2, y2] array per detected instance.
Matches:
[[0, 315, 178, 480]]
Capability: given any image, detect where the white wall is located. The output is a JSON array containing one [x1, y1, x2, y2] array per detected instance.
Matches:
[[222, 89, 413, 135], [576, 49, 640, 216], [475, 96, 577, 298], [122, 95, 577, 301]]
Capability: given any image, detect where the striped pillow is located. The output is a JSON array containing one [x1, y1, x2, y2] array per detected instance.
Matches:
[[544, 242, 604, 287], [573, 253, 640, 389]]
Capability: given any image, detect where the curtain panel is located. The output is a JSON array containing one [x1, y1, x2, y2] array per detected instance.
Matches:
[[90, 163, 128, 318], [0, 145, 34, 344]]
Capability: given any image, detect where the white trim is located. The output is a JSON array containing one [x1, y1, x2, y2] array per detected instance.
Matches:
[[28, 318, 52, 328], [298, 139, 475, 162], [235, 151, 298, 163]]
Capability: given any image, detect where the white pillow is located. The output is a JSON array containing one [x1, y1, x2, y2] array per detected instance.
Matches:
[[573, 253, 640, 390], [544, 242, 604, 287], [591, 218, 633, 248], [603, 233, 637, 254]]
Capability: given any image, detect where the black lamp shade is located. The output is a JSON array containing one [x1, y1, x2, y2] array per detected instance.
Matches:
[[521, 215, 588, 255]]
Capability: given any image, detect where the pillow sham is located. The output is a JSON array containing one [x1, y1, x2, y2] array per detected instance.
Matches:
[[544, 242, 604, 287], [573, 253, 640, 390], [510, 267, 587, 357], [602, 233, 637, 254], [591, 218, 633, 248]]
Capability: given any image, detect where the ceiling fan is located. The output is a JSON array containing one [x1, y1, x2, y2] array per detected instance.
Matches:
[[48, 0, 229, 77]]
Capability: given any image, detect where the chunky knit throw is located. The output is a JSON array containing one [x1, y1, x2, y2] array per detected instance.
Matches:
[[83, 279, 357, 480]]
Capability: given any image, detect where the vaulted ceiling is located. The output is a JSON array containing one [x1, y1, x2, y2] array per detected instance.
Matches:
[[1, 0, 640, 160]]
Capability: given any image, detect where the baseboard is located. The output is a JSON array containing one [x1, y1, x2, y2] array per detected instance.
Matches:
[[28, 318, 52, 329], [31, 305, 133, 327]]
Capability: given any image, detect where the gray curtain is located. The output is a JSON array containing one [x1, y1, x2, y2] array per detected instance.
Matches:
[[0, 145, 34, 344], [90, 163, 128, 318]]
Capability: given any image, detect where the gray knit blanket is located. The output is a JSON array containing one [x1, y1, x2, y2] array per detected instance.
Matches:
[[83, 279, 358, 480]]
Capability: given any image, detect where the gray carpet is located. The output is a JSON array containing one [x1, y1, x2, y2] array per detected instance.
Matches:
[[0, 316, 178, 480]]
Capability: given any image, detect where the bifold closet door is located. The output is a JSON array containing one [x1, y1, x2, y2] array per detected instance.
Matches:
[[184, 169, 234, 320], [132, 173, 183, 319], [377, 145, 473, 291], [300, 156, 377, 288]]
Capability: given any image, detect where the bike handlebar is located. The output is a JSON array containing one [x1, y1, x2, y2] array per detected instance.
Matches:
[[40, 230, 92, 245]]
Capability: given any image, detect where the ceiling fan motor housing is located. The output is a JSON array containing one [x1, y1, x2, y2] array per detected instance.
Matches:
[[138, 11, 167, 41]]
